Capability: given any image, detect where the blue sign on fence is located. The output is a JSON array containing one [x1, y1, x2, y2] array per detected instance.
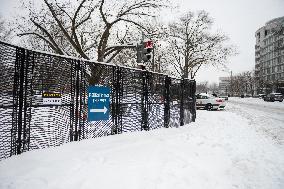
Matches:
[[88, 86, 110, 121]]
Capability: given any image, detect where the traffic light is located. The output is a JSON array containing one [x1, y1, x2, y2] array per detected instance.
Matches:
[[142, 40, 153, 62]]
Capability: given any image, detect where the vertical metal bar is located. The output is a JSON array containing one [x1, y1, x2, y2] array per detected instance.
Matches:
[[112, 66, 123, 134], [80, 61, 86, 140], [11, 48, 20, 156], [27, 51, 36, 150], [116, 67, 121, 134], [69, 59, 74, 142], [111, 66, 117, 135], [22, 50, 30, 152], [16, 48, 26, 154], [118, 67, 123, 133], [74, 60, 80, 141], [146, 72, 150, 130], [141, 70, 145, 131], [191, 80, 196, 122], [164, 76, 171, 128], [180, 79, 184, 126], [141, 71, 149, 131]]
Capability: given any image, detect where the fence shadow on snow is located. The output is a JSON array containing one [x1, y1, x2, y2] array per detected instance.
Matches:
[[0, 40, 196, 160]]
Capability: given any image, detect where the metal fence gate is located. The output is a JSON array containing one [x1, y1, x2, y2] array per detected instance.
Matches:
[[0, 41, 196, 160]]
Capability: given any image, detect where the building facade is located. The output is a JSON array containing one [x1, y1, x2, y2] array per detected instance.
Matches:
[[255, 16, 284, 94]]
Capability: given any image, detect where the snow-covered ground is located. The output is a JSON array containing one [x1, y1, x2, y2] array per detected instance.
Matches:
[[228, 97, 284, 144], [0, 98, 284, 189]]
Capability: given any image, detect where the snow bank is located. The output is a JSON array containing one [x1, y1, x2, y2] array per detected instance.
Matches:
[[0, 106, 283, 189]]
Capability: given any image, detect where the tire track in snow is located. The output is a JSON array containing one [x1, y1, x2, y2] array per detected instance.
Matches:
[[226, 100, 284, 144]]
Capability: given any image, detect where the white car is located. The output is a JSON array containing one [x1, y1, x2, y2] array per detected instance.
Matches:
[[196, 93, 226, 110]]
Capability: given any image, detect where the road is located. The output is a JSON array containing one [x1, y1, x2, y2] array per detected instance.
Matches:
[[226, 97, 284, 144]]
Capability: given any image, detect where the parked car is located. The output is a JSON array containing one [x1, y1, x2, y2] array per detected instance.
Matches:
[[219, 95, 228, 100], [258, 94, 266, 99], [263, 93, 283, 102], [196, 93, 226, 110]]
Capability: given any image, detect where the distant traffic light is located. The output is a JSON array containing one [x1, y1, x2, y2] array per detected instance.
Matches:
[[142, 39, 153, 62]]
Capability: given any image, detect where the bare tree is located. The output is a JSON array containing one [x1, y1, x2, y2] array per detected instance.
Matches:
[[17, 0, 102, 58], [17, 0, 167, 61], [16, 0, 168, 84], [196, 81, 208, 94], [166, 10, 236, 79], [96, 0, 167, 62], [0, 15, 12, 41], [229, 71, 256, 96], [208, 82, 219, 94]]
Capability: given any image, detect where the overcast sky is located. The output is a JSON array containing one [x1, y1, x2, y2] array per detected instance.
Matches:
[[1, 0, 284, 84]]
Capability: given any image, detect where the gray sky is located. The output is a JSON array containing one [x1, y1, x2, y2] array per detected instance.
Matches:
[[1, 0, 284, 83], [174, 0, 284, 83]]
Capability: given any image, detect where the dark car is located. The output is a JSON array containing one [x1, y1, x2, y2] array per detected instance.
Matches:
[[258, 94, 266, 99], [263, 93, 283, 102]]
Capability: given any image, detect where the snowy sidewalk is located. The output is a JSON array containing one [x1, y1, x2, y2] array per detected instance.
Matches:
[[0, 106, 284, 189]]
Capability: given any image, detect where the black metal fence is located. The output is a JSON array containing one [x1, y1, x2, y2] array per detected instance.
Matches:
[[0, 41, 196, 160]]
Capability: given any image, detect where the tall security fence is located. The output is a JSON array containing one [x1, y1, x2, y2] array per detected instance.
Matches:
[[0, 41, 196, 160]]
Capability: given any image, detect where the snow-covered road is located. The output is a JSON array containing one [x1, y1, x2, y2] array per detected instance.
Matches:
[[0, 98, 283, 189], [228, 97, 284, 144]]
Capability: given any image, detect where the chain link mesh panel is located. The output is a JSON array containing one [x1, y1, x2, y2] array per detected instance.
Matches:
[[81, 62, 115, 138], [0, 42, 16, 159], [169, 78, 182, 127], [0, 41, 196, 160], [147, 73, 166, 130], [27, 53, 75, 150], [120, 68, 143, 132]]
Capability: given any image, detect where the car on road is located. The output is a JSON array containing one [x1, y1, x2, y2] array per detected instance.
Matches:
[[263, 93, 283, 102], [219, 95, 229, 100], [258, 94, 266, 99], [196, 93, 226, 110]]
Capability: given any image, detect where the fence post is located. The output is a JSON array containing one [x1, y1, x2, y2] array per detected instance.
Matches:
[[112, 66, 122, 134], [164, 76, 171, 128], [11, 48, 31, 155], [16, 48, 25, 154], [70, 59, 76, 142], [79, 60, 87, 140], [180, 79, 185, 126], [111, 66, 117, 135], [74, 60, 81, 141], [141, 71, 149, 131], [191, 80, 196, 122]]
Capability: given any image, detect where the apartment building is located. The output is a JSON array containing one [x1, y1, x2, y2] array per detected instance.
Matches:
[[255, 16, 284, 94]]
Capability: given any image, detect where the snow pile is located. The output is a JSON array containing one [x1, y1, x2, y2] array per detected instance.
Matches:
[[0, 105, 284, 189]]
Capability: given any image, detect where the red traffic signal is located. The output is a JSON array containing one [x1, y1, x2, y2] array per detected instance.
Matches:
[[144, 40, 153, 49]]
